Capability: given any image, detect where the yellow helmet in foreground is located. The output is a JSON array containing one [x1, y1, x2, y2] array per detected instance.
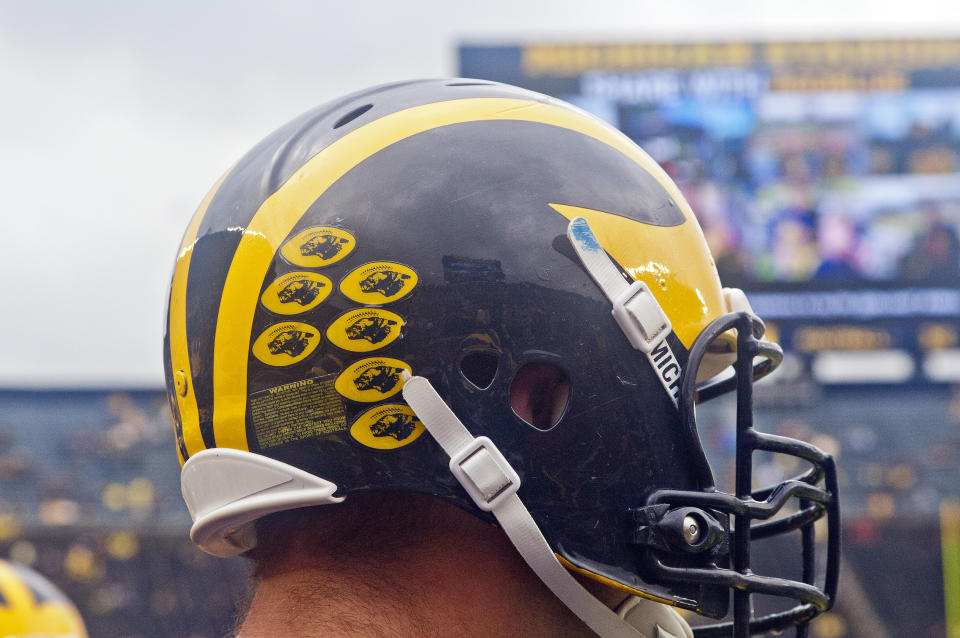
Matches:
[[0, 560, 87, 638]]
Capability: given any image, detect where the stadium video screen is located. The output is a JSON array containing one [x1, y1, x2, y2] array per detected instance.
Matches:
[[460, 41, 960, 292]]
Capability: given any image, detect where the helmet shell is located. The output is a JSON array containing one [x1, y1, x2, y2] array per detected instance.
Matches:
[[164, 79, 728, 604]]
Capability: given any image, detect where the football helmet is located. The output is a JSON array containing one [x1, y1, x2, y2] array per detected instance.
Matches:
[[0, 560, 87, 637], [164, 79, 838, 637]]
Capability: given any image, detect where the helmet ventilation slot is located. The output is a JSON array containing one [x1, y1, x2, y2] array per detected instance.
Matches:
[[458, 351, 499, 390], [509, 362, 570, 431], [333, 104, 373, 129]]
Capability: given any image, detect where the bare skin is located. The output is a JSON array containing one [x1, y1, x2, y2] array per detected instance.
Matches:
[[238, 494, 627, 637]]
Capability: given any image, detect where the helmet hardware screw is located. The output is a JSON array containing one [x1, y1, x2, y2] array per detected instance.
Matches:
[[682, 515, 702, 546], [174, 370, 188, 397]]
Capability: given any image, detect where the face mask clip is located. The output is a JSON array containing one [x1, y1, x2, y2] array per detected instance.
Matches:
[[630, 504, 727, 555]]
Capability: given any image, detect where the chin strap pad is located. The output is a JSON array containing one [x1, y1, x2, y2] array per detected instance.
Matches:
[[616, 596, 693, 638], [403, 372, 691, 638]]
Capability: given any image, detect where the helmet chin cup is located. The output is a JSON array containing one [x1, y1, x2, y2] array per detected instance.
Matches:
[[631, 313, 840, 637]]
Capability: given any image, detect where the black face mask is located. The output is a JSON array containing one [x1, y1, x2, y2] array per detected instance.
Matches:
[[631, 312, 840, 637]]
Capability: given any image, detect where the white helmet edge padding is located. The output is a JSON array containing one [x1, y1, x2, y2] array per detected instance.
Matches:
[[182, 448, 343, 557]]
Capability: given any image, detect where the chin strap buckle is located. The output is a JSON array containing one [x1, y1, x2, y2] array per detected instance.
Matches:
[[566, 217, 682, 407], [449, 436, 521, 512], [612, 280, 672, 354]]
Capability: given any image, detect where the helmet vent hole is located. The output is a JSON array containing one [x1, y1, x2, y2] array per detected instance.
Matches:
[[509, 363, 570, 432], [459, 352, 499, 390], [333, 104, 373, 129]]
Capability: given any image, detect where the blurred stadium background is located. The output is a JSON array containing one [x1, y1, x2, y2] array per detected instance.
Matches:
[[3, 4, 960, 637]]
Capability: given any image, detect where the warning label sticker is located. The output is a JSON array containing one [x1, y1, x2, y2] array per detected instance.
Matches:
[[250, 376, 347, 449]]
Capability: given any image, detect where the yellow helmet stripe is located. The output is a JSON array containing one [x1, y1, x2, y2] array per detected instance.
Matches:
[[168, 169, 232, 463], [212, 97, 695, 451], [548, 203, 722, 348]]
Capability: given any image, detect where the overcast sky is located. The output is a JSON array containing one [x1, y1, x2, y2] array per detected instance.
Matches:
[[1, 1, 958, 388]]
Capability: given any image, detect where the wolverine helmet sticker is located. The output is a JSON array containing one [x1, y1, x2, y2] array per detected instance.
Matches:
[[326, 308, 404, 353], [334, 357, 412, 402], [280, 226, 356, 268], [350, 404, 425, 450], [252, 322, 321, 366], [339, 262, 418, 305], [260, 271, 332, 315]]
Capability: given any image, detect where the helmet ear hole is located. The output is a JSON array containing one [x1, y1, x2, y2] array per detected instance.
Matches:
[[509, 362, 570, 431], [459, 352, 500, 390]]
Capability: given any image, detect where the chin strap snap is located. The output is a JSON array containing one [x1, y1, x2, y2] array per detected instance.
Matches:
[[402, 372, 691, 638]]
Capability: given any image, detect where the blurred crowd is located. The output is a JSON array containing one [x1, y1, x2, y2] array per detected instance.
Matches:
[[0, 390, 248, 637], [0, 527, 247, 638], [698, 382, 960, 520], [0, 392, 185, 528], [696, 382, 960, 637]]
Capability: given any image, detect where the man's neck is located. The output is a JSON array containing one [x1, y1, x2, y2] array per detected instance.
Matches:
[[238, 501, 618, 637]]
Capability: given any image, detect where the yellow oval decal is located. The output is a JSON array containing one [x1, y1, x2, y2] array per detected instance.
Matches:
[[335, 357, 411, 402], [325, 308, 404, 353], [260, 271, 332, 315], [252, 322, 321, 366], [280, 226, 356, 268], [350, 404, 425, 450], [339, 262, 418, 305]]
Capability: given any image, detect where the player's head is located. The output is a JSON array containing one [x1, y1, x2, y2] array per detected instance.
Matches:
[[0, 560, 87, 637], [164, 79, 839, 636]]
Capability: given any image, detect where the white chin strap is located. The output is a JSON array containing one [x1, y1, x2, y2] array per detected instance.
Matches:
[[401, 373, 691, 638]]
